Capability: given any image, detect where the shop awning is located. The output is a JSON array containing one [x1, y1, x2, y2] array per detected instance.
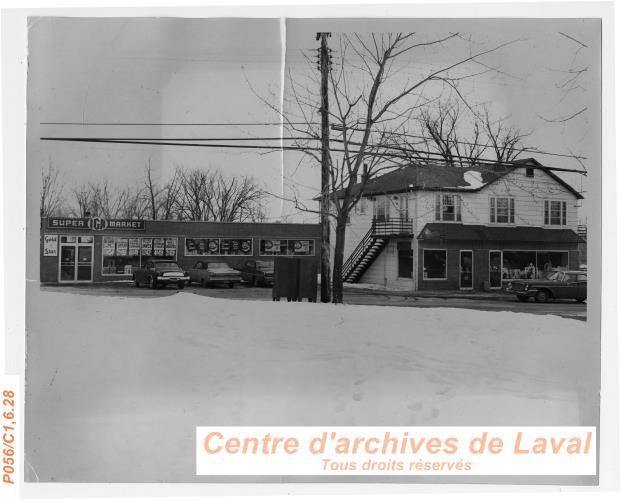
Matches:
[[417, 223, 585, 243]]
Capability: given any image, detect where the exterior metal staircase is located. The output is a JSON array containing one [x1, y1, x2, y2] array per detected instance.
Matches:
[[342, 218, 412, 283]]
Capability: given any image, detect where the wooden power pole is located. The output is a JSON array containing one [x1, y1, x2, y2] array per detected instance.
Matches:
[[317, 32, 332, 303]]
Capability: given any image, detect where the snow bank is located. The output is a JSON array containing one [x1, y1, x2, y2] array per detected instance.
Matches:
[[25, 290, 597, 482]]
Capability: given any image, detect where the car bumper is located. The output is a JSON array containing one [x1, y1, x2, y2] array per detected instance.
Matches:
[[155, 276, 190, 283], [209, 277, 242, 283]]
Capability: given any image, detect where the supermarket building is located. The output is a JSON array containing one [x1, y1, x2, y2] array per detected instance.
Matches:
[[40, 217, 320, 284]]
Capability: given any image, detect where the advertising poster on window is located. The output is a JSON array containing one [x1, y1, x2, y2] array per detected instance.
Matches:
[[153, 238, 165, 256], [165, 238, 177, 257], [261, 239, 283, 255], [43, 234, 58, 256], [206, 238, 219, 254], [240, 239, 252, 254], [141, 238, 153, 256], [128, 238, 140, 256], [185, 238, 197, 255], [293, 240, 309, 254], [102, 237, 116, 256], [116, 238, 128, 256]]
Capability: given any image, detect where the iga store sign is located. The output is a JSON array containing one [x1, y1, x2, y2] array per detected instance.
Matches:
[[47, 217, 145, 231]]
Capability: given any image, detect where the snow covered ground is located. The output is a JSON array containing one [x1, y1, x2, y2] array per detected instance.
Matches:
[[24, 289, 598, 482]]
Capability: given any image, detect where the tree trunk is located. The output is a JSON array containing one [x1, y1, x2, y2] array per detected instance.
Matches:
[[331, 216, 347, 303]]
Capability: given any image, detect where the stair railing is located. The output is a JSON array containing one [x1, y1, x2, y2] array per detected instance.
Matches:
[[342, 222, 375, 280]]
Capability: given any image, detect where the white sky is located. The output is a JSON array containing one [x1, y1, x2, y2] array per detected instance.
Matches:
[[27, 17, 600, 223]]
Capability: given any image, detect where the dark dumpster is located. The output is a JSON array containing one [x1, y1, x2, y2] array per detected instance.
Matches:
[[272, 257, 317, 302]]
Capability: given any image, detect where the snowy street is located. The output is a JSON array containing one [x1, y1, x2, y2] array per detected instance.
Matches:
[[25, 288, 598, 482]]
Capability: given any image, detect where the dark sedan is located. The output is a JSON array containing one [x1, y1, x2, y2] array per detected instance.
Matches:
[[506, 271, 587, 303], [133, 260, 190, 289], [238, 260, 274, 286]]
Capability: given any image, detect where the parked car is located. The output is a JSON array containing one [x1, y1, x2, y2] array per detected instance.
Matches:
[[506, 270, 587, 303], [188, 261, 242, 288], [238, 260, 274, 286], [133, 260, 190, 289]]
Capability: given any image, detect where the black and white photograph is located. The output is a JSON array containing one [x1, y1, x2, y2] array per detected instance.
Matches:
[[2, 2, 615, 493]]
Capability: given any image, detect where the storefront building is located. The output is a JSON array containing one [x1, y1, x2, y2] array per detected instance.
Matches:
[[337, 158, 585, 291], [416, 223, 582, 291], [40, 217, 320, 284]]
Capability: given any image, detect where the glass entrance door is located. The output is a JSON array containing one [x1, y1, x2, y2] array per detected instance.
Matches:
[[59, 236, 93, 282], [59, 245, 77, 281], [489, 250, 502, 288], [460, 250, 473, 289], [77, 245, 93, 280]]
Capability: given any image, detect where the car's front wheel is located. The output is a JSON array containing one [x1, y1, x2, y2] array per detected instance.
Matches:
[[535, 290, 549, 303]]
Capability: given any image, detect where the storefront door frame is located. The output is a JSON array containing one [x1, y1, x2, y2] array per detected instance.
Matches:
[[58, 236, 94, 283], [459, 249, 473, 290]]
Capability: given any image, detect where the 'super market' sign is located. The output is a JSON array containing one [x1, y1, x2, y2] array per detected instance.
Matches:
[[47, 217, 146, 231]]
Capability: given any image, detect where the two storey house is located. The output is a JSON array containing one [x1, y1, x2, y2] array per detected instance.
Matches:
[[336, 158, 584, 291]]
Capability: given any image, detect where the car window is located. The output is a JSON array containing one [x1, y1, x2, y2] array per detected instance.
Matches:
[[564, 274, 577, 283], [155, 262, 181, 271], [208, 262, 229, 269]]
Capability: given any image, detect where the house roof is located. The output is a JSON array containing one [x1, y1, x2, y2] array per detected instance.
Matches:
[[331, 158, 583, 200], [417, 223, 585, 244]]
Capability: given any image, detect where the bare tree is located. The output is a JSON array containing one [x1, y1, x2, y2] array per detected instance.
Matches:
[[175, 168, 214, 221], [211, 172, 266, 222], [403, 100, 526, 167], [265, 32, 519, 302], [481, 107, 528, 163], [68, 180, 145, 219], [40, 161, 66, 217], [142, 162, 181, 220], [174, 167, 266, 222]]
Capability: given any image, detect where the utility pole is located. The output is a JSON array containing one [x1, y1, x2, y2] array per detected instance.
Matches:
[[317, 31, 332, 303]]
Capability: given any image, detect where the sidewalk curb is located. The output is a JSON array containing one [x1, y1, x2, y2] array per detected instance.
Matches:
[[343, 286, 509, 301]]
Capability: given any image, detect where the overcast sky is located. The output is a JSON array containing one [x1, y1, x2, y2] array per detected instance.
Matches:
[[27, 17, 600, 222]]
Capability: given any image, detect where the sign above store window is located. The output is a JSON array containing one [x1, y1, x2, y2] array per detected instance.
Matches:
[[47, 217, 146, 231]]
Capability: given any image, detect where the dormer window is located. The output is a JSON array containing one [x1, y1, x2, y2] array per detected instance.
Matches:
[[525, 167, 534, 177], [435, 194, 462, 222]]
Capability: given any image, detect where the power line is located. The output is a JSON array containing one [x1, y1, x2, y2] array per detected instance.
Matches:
[[331, 124, 588, 161], [40, 136, 587, 175], [40, 121, 319, 126], [39, 121, 588, 161]]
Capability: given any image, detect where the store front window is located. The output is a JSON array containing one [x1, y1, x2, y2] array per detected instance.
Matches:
[[185, 237, 253, 256], [102, 237, 177, 275], [423, 249, 447, 280], [501, 250, 568, 281], [259, 239, 314, 256]]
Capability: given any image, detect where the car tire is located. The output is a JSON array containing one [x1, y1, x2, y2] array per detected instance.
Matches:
[[228, 282, 234, 289], [149, 277, 156, 290], [517, 296, 529, 302], [177, 282, 185, 290], [201, 279, 206, 288], [535, 290, 549, 303]]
